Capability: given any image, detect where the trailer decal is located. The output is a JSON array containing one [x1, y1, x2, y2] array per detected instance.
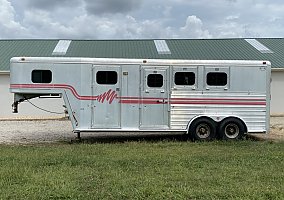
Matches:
[[96, 89, 117, 104], [10, 84, 266, 106]]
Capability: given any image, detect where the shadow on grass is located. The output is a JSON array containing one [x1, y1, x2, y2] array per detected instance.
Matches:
[[67, 132, 273, 144], [69, 132, 189, 144]]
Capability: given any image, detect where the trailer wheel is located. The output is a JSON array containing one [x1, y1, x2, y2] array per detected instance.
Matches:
[[189, 118, 216, 141], [219, 118, 245, 140]]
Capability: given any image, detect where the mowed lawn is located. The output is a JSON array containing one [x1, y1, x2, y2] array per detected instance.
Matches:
[[0, 140, 283, 199]]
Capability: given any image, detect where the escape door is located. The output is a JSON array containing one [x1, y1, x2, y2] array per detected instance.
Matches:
[[92, 66, 121, 129], [140, 67, 169, 129]]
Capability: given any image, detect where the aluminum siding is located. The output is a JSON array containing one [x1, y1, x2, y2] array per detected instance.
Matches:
[[170, 91, 267, 132]]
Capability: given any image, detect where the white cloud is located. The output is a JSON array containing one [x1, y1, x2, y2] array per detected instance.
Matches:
[[226, 15, 239, 21], [22, 10, 73, 38], [2, 0, 284, 39], [0, 0, 28, 38], [84, 0, 142, 15], [179, 16, 212, 39]]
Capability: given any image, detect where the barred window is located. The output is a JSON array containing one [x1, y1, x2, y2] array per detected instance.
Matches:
[[32, 70, 52, 83], [97, 71, 118, 85], [207, 72, 227, 86], [175, 72, 195, 85], [147, 74, 163, 87]]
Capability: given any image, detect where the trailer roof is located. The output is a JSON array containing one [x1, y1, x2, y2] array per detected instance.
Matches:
[[1, 38, 284, 72], [11, 57, 271, 67]]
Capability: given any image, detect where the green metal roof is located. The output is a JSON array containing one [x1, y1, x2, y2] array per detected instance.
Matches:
[[1, 38, 284, 72], [0, 40, 58, 72]]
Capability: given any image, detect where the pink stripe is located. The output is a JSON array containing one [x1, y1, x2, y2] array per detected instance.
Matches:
[[117, 96, 165, 100], [119, 100, 166, 104], [10, 84, 266, 106], [11, 84, 98, 100], [119, 100, 266, 106], [118, 96, 266, 102], [169, 101, 266, 106]]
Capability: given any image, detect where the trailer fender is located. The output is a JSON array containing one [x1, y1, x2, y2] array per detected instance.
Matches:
[[186, 115, 222, 131]]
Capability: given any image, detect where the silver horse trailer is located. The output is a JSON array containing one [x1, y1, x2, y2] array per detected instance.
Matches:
[[10, 57, 271, 140]]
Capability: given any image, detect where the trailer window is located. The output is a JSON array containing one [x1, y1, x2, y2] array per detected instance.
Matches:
[[175, 72, 195, 85], [32, 70, 52, 83], [147, 74, 163, 87], [97, 71, 117, 85], [207, 72, 227, 86]]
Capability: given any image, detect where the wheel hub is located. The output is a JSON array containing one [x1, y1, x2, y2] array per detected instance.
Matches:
[[225, 123, 239, 138], [196, 124, 210, 138]]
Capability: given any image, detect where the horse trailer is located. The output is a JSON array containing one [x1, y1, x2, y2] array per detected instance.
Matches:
[[10, 57, 271, 140]]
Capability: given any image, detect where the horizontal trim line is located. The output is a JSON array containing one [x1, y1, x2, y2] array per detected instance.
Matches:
[[10, 84, 266, 106]]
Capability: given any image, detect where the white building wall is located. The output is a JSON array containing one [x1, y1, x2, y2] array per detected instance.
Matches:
[[0, 74, 65, 119], [271, 71, 284, 115], [1, 71, 284, 118]]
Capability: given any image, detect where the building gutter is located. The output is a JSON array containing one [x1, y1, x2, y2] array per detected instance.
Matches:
[[0, 71, 10, 75], [272, 68, 284, 72]]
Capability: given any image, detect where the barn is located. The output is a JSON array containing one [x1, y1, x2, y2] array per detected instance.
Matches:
[[1, 38, 284, 119]]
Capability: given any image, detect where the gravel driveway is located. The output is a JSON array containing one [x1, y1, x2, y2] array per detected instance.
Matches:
[[0, 117, 283, 144], [0, 119, 73, 144]]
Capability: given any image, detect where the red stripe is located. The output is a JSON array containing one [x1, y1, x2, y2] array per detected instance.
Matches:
[[119, 100, 167, 104], [169, 101, 266, 106], [119, 100, 266, 105], [117, 96, 165, 100], [10, 84, 266, 106], [118, 96, 266, 102], [11, 84, 98, 100]]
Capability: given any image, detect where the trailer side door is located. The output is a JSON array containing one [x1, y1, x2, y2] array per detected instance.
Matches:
[[91, 66, 121, 129], [140, 66, 169, 129]]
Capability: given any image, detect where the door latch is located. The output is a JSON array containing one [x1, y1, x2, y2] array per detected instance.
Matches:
[[157, 99, 168, 104]]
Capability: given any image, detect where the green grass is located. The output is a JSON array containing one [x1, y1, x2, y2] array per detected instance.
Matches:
[[0, 140, 283, 199]]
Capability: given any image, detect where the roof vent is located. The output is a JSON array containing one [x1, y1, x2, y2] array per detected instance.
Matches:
[[154, 40, 171, 55], [245, 39, 273, 54], [52, 40, 72, 56]]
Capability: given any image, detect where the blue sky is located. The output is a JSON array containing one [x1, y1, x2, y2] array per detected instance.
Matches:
[[0, 0, 283, 39]]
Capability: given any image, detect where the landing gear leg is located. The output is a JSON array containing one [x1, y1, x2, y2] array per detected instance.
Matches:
[[74, 131, 81, 141]]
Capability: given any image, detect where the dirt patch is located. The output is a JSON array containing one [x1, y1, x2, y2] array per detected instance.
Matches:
[[249, 117, 284, 142], [0, 117, 283, 144]]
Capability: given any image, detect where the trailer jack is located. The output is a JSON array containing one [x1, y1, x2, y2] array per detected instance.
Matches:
[[12, 99, 25, 113], [12, 94, 41, 113]]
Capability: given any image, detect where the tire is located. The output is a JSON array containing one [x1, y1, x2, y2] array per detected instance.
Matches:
[[189, 118, 216, 141], [219, 118, 246, 140]]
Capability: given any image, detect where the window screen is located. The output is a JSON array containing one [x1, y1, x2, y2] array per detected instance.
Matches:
[[96, 71, 118, 85], [32, 70, 52, 83], [207, 72, 227, 86], [147, 74, 163, 87], [175, 72, 195, 85]]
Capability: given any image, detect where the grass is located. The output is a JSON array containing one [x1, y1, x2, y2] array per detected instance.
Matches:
[[0, 140, 283, 199]]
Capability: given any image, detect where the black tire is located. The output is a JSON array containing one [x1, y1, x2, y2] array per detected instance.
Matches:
[[189, 118, 216, 141], [218, 118, 246, 140]]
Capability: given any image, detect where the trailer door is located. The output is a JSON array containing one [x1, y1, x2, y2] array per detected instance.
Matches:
[[140, 67, 169, 129], [92, 66, 121, 129]]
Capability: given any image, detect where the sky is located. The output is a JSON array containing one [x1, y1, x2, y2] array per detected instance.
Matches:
[[0, 0, 283, 39]]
